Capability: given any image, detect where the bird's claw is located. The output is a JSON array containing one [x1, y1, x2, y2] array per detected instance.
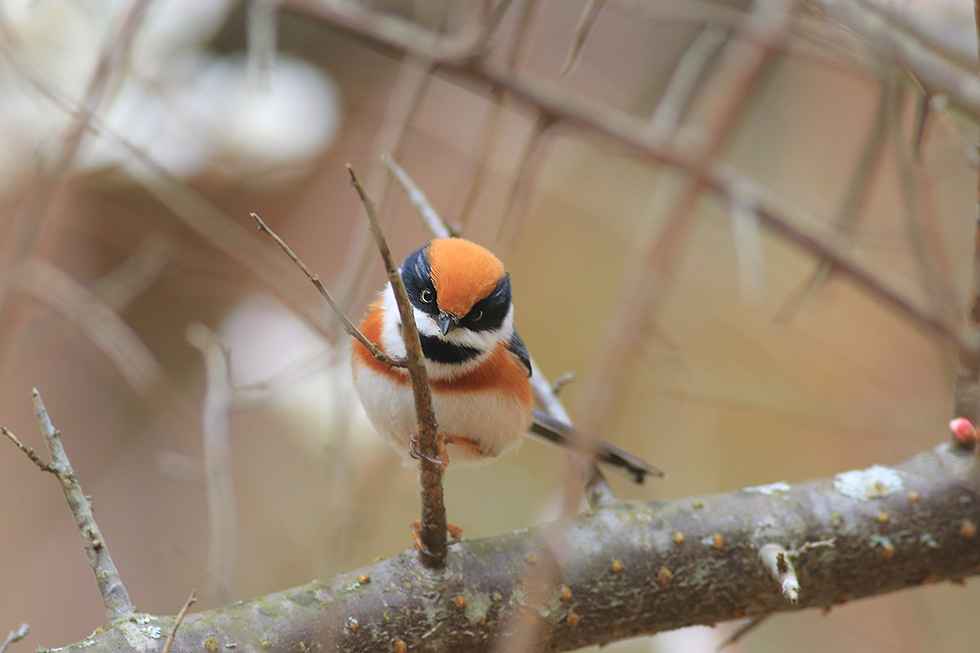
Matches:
[[408, 431, 450, 467]]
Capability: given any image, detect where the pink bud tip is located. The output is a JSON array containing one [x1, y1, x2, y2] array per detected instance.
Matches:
[[949, 417, 978, 442]]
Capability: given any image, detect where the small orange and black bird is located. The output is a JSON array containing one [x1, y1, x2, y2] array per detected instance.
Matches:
[[351, 237, 661, 483]]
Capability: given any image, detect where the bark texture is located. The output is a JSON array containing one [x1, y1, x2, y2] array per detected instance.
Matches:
[[49, 443, 980, 653]]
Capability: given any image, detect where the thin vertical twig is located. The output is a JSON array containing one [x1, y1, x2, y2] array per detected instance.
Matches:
[[247, 0, 279, 91], [494, 114, 554, 252], [186, 325, 238, 601], [775, 78, 891, 326], [452, 0, 538, 230], [161, 590, 197, 653], [382, 153, 457, 238], [885, 77, 955, 320], [560, 0, 607, 78], [347, 164, 449, 569], [953, 0, 980, 439]]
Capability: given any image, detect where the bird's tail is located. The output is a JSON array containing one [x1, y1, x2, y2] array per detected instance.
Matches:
[[529, 409, 664, 484]]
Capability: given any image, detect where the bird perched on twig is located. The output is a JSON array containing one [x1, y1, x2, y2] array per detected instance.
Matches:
[[351, 237, 662, 483]]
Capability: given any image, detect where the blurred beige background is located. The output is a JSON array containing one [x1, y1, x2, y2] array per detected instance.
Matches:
[[0, 1, 977, 652]]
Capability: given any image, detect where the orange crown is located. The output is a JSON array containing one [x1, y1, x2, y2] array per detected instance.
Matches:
[[427, 239, 505, 317]]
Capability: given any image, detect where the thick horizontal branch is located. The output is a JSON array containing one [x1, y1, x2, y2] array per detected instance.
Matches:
[[49, 443, 980, 653]]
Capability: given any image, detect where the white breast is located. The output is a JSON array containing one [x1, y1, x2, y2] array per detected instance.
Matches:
[[352, 362, 528, 466]]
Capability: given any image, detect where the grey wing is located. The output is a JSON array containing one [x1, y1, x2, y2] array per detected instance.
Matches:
[[507, 330, 532, 377]]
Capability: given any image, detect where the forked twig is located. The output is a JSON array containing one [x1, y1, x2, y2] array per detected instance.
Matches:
[[3, 391, 136, 622], [0, 624, 29, 653]]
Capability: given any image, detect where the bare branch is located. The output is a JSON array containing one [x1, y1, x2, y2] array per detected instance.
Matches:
[[46, 443, 980, 652], [774, 78, 892, 325], [334, 55, 434, 312], [186, 325, 238, 602], [347, 163, 450, 569], [759, 543, 801, 603], [957, 0, 980, 442], [246, 0, 278, 91], [0, 624, 29, 653], [161, 591, 197, 653], [2, 426, 55, 473], [495, 114, 553, 252], [560, 0, 607, 79], [648, 23, 731, 142], [21, 261, 167, 395], [28, 390, 136, 622], [816, 0, 980, 118], [381, 153, 456, 238], [251, 212, 406, 368], [717, 616, 767, 650]]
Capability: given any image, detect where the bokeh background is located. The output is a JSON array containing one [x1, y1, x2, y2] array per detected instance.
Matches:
[[0, 1, 977, 651]]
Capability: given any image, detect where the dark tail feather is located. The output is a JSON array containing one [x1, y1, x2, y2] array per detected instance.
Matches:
[[529, 409, 664, 484]]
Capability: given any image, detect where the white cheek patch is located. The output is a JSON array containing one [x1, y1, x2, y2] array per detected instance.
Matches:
[[379, 285, 407, 357], [413, 307, 442, 338]]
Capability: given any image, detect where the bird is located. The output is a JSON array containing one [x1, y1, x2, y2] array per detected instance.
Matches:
[[350, 237, 662, 484]]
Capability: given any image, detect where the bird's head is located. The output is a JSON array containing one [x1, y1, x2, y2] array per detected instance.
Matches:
[[398, 238, 515, 359]]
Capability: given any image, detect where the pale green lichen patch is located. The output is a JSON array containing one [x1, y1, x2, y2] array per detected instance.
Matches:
[[834, 465, 903, 501], [118, 617, 166, 652], [743, 481, 791, 495], [287, 588, 319, 607], [465, 592, 493, 624]]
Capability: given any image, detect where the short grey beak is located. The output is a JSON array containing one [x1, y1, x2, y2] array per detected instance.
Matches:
[[436, 312, 458, 336]]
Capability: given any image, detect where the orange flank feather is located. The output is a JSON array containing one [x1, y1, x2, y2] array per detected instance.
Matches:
[[352, 299, 531, 407], [427, 239, 505, 317]]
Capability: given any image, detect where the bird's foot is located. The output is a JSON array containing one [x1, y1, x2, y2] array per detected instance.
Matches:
[[408, 431, 483, 466], [410, 519, 463, 554]]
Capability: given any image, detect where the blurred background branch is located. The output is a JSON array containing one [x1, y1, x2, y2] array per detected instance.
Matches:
[[0, 1, 977, 652]]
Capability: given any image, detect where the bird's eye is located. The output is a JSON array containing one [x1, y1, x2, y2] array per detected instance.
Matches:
[[420, 288, 434, 303], [469, 310, 483, 322]]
